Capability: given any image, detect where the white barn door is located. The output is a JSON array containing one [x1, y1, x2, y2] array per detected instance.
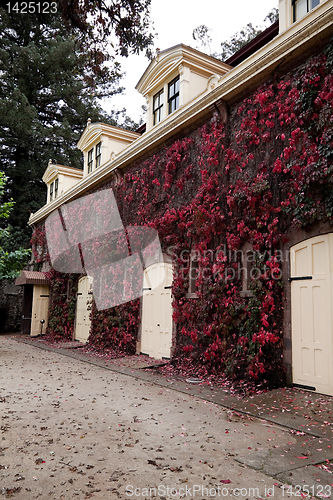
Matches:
[[31, 285, 50, 337], [75, 276, 93, 343], [141, 262, 173, 360], [291, 234, 333, 396]]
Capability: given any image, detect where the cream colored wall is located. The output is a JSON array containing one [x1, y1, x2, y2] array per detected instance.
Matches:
[[46, 173, 83, 204], [188, 71, 210, 101], [146, 66, 215, 131], [82, 134, 141, 176], [279, 0, 328, 33], [60, 174, 82, 195]]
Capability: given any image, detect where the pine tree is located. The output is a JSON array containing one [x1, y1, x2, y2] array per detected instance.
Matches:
[[0, 2, 153, 248]]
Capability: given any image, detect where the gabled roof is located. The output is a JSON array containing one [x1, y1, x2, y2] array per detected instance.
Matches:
[[42, 162, 83, 184], [136, 43, 231, 96], [77, 122, 140, 152], [15, 271, 50, 286]]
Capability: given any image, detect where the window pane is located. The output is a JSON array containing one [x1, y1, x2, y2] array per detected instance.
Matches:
[[296, 0, 308, 20], [168, 76, 180, 115], [95, 142, 101, 168], [311, 0, 319, 8], [153, 89, 163, 109], [153, 89, 164, 125], [88, 148, 93, 173]]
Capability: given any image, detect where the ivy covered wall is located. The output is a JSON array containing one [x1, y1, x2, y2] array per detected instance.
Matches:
[[31, 41, 333, 388]]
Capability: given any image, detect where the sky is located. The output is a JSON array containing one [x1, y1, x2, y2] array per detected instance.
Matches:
[[104, 0, 279, 123]]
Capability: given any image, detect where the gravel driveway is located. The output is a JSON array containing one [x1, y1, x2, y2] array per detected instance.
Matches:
[[0, 336, 310, 499]]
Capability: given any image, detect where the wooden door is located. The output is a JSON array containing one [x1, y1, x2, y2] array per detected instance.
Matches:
[[141, 262, 173, 360], [21, 284, 33, 334], [30, 285, 50, 337], [291, 234, 333, 396], [75, 276, 93, 343]]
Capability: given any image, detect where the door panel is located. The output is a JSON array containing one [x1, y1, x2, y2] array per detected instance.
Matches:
[[141, 262, 173, 360], [291, 234, 333, 396], [75, 276, 93, 343], [31, 285, 50, 337]]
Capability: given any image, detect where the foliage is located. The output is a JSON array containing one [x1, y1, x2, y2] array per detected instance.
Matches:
[[31, 40, 333, 389], [219, 8, 279, 60], [88, 299, 140, 356], [46, 269, 79, 341], [57, 0, 154, 59], [0, 172, 30, 279], [0, 2, 153, 249], [192, 25, 212, 53]]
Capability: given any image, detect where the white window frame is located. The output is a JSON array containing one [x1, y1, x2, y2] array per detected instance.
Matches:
[[292, 0, 320, 22], [87, 148, 93, 173], [49, 182, 54, 202], [153, 89, 164, 125], [95, 142, 102, 169]]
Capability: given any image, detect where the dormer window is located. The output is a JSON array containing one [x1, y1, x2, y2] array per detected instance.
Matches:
[[168, 76, 180, 114], [88, 148, 93, 173], [87, 142, 102, 173], [49, 178, 58, 202], [153, 89, 164, 125], [292, 0, 320, 22], [95, 142, 101, 168]]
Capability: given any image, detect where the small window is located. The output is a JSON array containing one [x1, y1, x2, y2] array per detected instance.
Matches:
[[95, 142, 101, 168], [54, 178, 58, 199], [293, 0, 320, 22], [153, 89, 164, 125], [49, 182, 54, 202], [88, 148, 93, 173], [168, 76, 180, 114]]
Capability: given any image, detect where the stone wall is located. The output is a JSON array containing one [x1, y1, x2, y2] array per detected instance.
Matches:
[[0, 280, 23, 333]]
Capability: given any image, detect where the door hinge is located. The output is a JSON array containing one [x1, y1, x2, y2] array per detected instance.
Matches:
[[164, 286, 172, 289], [142, 287, 151, 291], [40, 295, 49, 297], [288, 276, 312, 282]]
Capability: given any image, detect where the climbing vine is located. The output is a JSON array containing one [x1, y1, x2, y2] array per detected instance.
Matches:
[[31, 40, 333, 388]]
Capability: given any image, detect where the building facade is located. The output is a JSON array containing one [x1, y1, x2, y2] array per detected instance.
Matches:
[[19, 0, 333, 394]]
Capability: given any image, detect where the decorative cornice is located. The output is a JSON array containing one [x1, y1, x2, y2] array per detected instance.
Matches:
[[42, 164, 83, 185], [77, 122, 140, 152], [29, 3, 333, 226], [136, 43, 231, 95]]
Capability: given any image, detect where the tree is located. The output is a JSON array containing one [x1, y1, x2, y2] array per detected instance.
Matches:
[[192, 25, 212, 53], [0, 172, 30, 279], [0, 3, 154, 249], [192, 9, 279, 61], [219, 22, 264, 61], [219, 8, 279, 61]]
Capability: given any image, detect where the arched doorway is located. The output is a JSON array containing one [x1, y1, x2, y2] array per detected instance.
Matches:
[[141, 262, 173, 360], [75, 276, 93, 343], [290, 233, 333, 396]]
